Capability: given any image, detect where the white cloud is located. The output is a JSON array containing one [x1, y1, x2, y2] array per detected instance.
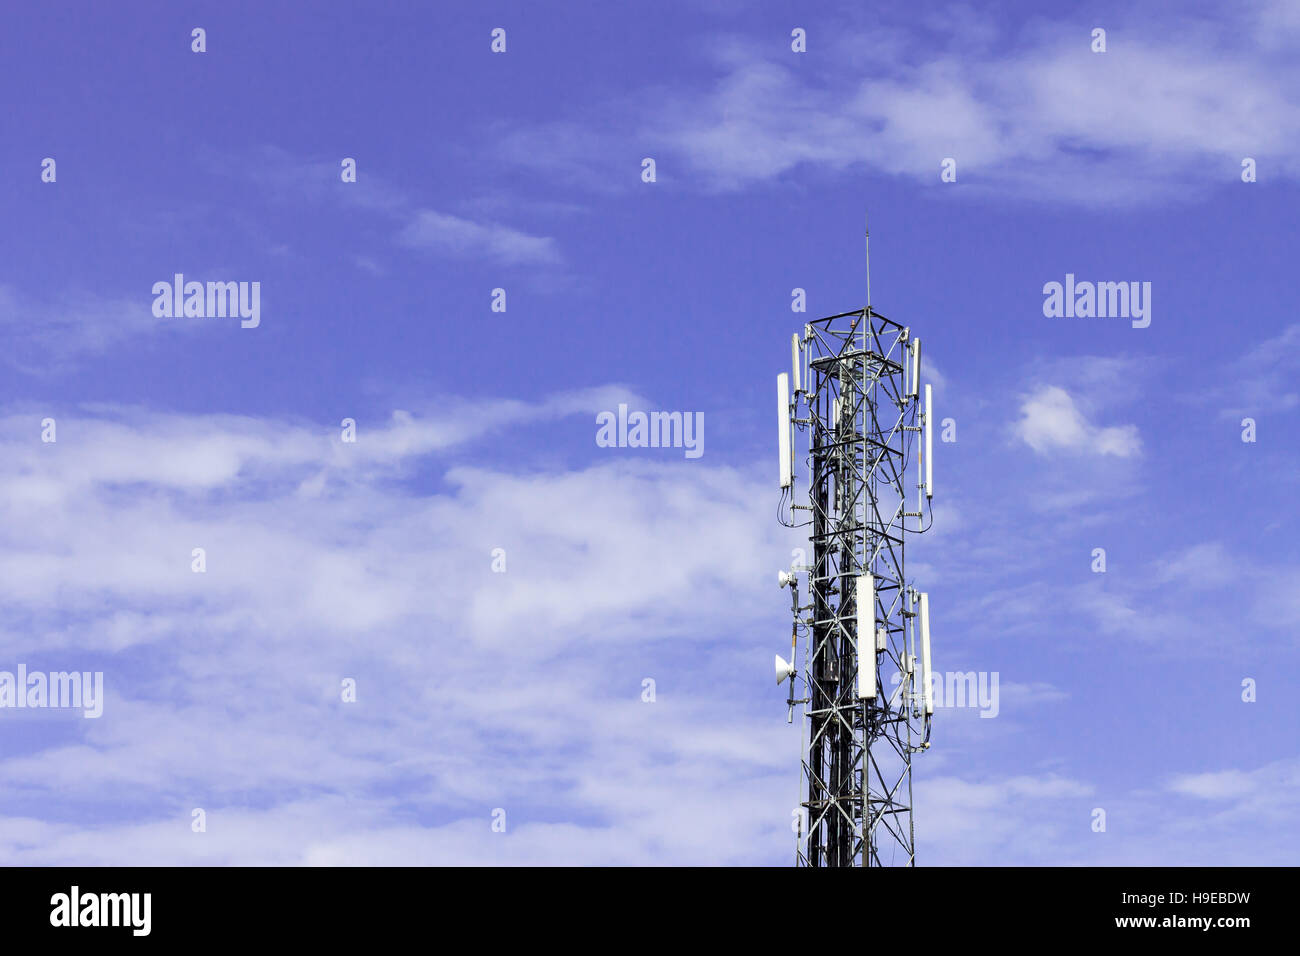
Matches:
[[398, 210, 560, 265], [0, 284, 194, 368], [917, 772, 1094, 865], [209, 145, 563, 267], [685, 17, 1300, 200], [204, 144, 409, 215], [1155, 542, 1234, 588], [1014, 385, 1141, 457], [0, 392, 807, 863], [1213, 323, 1300, 419], [1169, 769, 1257, 800], [920, 755, 1300, 865], [1, 390, 1297, 864], [501, 3, 1300, 204]]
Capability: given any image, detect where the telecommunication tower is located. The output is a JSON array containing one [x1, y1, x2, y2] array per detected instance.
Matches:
[[774, 221, 936, 867]]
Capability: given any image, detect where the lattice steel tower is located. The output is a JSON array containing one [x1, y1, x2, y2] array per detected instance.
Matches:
[[775, 224, 936, 867]]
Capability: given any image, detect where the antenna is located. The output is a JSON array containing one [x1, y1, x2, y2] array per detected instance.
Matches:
[[772, 232, 938, 867], [864, 210, 872, 314], [919, 592, 933, 716], [924, 383, 933, 499], [856, 574, 876, 700], [775, 653, 796, 685], [791, 333, 801, 394], [777, 373, 792, 488], [908, 338, 921, 399]]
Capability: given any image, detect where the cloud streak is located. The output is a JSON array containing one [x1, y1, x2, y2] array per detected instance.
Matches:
[[398, 210, 560, 266]]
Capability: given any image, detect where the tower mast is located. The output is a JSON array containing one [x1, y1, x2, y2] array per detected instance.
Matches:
[[776, 229, 935, 866]]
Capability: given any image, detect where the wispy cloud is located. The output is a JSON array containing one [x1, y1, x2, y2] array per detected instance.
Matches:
[[1015, 385, 1141, 457], [0, 284, 196, 370], [498, 2, 1300, 204], [398, 210, 560, 266], [1210, 323, 1300, 419], [212, 145, 563, 268]]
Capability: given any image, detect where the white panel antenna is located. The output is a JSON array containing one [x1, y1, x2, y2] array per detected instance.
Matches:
[[857, 574, 876, 699], [923, 383, 933, 499], [908, 337, 921, 399], [777, 373, 792, 488], [791, 333, 801, 394], [919, 592, 933, 715]]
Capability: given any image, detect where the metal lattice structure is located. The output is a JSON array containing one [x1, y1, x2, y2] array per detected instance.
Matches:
[[775, 237, 936, 867]]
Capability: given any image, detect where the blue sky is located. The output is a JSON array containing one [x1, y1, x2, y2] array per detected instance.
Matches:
[[0, 0, 1297, 864]]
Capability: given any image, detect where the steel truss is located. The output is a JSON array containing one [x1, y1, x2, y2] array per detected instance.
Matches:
[[788, 307, 931, 867]]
